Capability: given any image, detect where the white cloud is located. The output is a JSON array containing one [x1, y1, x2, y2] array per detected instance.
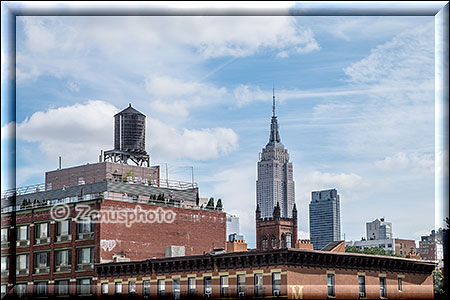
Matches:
[[16, 16, 320, 82], [3, 101, 239, 167], [66, 81, 80, 92], [343, 24, 434, 85], [233, 84, 267, 107], [375, 152, 434, 175], [148, 118, 238, 161], [306, 171, 363, 191]]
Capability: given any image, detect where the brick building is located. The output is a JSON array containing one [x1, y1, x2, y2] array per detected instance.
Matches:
[[255, 202, 297, 250], [1, 179, 225, 298], [45, 161, 160, 191], [94, 248, 435, 299], [418, 229, 444, 268]]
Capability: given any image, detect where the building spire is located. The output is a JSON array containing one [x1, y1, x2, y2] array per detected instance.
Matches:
[[272, 87, 276, 117]]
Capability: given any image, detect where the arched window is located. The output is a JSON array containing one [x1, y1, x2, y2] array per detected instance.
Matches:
[[281, 234, 286, 248], [262, 236, 268, 249], [286, 233, 292, 248], [271, 235, 276, 248]]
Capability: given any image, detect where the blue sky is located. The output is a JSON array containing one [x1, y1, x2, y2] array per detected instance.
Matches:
[[1, 3, 445, 248]]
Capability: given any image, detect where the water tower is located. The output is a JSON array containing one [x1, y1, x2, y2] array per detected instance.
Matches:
[[103, 103, 150, 166]]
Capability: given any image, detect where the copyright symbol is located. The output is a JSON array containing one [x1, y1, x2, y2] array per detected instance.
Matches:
[[51, 203, 70, 221]]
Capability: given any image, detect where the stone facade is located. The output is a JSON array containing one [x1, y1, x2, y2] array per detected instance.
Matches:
[[256, 203, 298, 250]]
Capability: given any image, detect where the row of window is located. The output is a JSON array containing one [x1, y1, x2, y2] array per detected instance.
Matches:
[[1, 218, 94, 248], [327, 273, 402, 299], [2, 273, 405, 298], [100, 273, 281, 299], [261, 234, 292, 249], [2, 247, 93, 276], [3, 278, 92, 298]]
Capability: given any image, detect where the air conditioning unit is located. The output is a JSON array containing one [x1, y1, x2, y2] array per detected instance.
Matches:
[[16, 269, 28, 276], [273, 290, 281, 296], [55, 265, 71, 272], [359, 292, 366, 298], [77, 264, 93, 271], [1, 271, 9, 277], [79, 233, 94, 240], [34, 267, 49, 274], [1, 242, 9, 249], [35, 237, 49, 245], [16, 240, 29, 247], [238, 292, 245, 297], [57, 235, 72, 242]]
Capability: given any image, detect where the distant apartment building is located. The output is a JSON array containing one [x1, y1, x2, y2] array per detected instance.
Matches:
[[418, 229, 444, 268], [226, 214, 240, 238], [366, 217, 392, 240], [309, 189, 341, 250], [349, 238, 416, 257]]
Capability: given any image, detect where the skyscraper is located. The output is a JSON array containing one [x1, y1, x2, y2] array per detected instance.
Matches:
[[309, 189, 341, 250], [256, 90, 295, 218]]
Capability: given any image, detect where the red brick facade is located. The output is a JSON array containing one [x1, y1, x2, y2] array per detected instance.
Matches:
[[256, 203, 298, 250], [99, 200, 226, 261]]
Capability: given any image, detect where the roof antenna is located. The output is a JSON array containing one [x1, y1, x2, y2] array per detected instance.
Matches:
[[272, 86, 276, 117]]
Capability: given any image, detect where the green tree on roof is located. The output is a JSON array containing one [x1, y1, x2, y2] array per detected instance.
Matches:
[[215, 198, 223, 211], [206, 197, 214, 210]]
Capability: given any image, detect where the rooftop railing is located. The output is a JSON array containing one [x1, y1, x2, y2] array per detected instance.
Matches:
[[1, 183, 46, 199], [1, 178, 197, 201]]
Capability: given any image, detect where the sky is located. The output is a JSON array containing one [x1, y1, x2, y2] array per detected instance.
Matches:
[[1, 2, 445, 248]]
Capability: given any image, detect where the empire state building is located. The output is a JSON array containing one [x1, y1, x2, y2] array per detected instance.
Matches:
[[256, 90, 295, 218]]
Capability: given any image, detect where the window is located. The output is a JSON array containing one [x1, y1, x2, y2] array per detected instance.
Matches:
[[1, 256, 8, 273], [143, 280, 150, 298], [115, 282, 122, 295], [157, 279, 165, 297], [358, 276, 366, 298], [220, 276, 228, 297], [272, 272, 281, 296], [101, 283, 108, 296], [327, 274, 335, 297], [16, 254, 29, 275], [15, 284, 27, 298], [55, 280, 69, 296], [77, 247, 94, 270], [262, 236, 268, 249], [1, 285, 6, 298], [129, 281, 136, 297], [173, 278, 180, 299], [286, 234, 292, 248], [34, 252, 50, 274], [398, 278, 403, 291], [1, 228, 8, 243], [55, 250, 72, 272], [237, 274, 245, 297], [36, 223, 49, 239], [204, 277, 212, 297], [188, 277, 196, 297], [77, 217, 94, 239], [254, 274, 263, 297], [56, 220, 72, 242], [271, 236, 276, 248], [380, 277, 387, 298], [35, 282, 48, 297], [77, 278, 91, 295], [16, 225, 29, 246]]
